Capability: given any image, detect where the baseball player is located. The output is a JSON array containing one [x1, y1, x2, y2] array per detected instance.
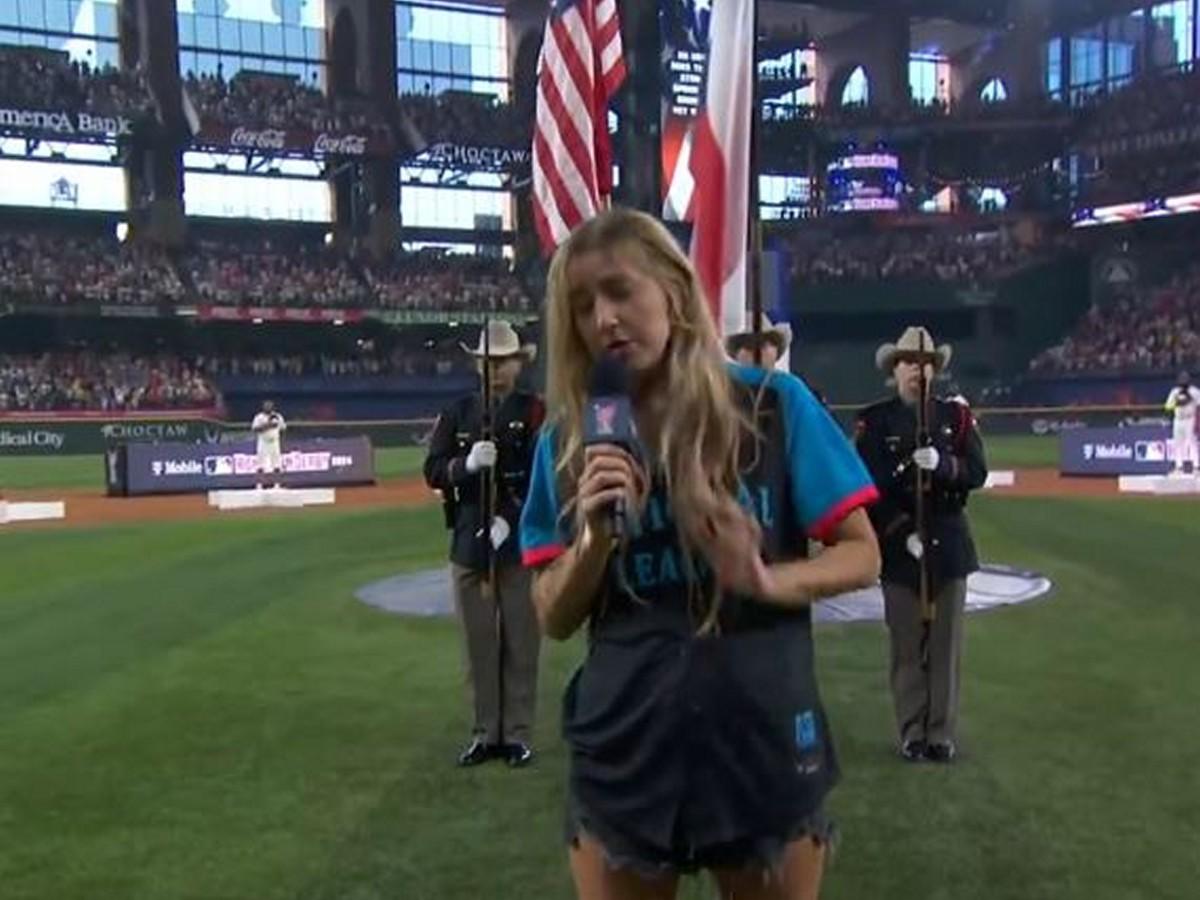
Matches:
[[1164, 372, 1200, 475], [251, 400, 286, 489]]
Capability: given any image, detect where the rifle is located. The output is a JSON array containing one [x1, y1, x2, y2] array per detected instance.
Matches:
[[914, 331, 936, 736], [478, 319, 504, 743]]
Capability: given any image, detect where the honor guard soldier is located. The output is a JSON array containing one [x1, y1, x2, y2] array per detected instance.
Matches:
[[855, 326, 988, 764], [424, 320, 545, 768]]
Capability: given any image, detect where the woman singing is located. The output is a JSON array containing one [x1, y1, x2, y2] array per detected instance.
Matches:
[[519, 209, 881, 900]]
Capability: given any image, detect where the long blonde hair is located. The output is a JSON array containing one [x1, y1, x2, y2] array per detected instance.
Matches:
[[544, 208, 748, 622]]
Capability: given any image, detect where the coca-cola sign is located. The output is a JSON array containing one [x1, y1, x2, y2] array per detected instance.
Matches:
[[313, 132, 368, 156], [230, 127, 287, 150]]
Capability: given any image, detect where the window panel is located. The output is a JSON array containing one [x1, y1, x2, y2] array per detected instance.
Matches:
[[240, 20, 262, 53], [398, 39, 412, 68], [281, 24, 301, 55], [451, 42, 470, 75], [0, 1, 18, 28], [92, 3, 116, 38], [304, 26, 321, 59], [45, 0, 69, 32], [262, 23, 282, 55], [194, 15, 216, 46], [432, 40, 450, 71], [18, 0, 43, 28], [177, 13, 196, 45], [218, 16, 239, 50], [413, 39, 431, 69]]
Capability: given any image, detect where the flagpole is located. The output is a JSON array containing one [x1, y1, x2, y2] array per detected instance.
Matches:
[[748, 0, 764, 368]]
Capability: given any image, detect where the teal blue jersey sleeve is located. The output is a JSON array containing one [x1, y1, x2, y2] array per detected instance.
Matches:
[[519, 428, 568, 567], [776, 372, 878, 539], [730, 365, 878, 541]]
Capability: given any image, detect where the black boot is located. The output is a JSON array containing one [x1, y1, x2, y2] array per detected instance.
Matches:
[[504, 742, 535, 768], [457, 737, 497, 767]]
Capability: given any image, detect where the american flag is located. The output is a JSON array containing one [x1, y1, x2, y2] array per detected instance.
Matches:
[[531, 0, 626, 254]]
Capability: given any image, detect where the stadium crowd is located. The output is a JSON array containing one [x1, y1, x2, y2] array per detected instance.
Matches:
[[0, 228, 532, 313], [187, 238, 370, 308], [1075, 67, 1200, 205], [200, 348, 469, 378], [0, 230, 183, 306], [1030, 262, 1200, 373], [183, 71, 382, 135], [785, 226, 1044, 285], [364, 252, 531, 313], [0, 48, 151, 116], [0, 352, 217, 412], [397, 91, 527, 153]]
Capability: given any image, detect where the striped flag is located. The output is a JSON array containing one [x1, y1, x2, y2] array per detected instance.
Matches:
[[531, 0, 626, 255], [666, 0, 754, 338]]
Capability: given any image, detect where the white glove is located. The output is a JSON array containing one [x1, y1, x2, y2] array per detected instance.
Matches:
[[912, 446, 940, 471], [489, 516, 511, 550], [905, 533, 925, 560], [465, 440, 496, 473]]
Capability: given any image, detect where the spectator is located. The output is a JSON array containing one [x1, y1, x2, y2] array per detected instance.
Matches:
[[0, 352, 217, 412], [1030, 261, 1200, 374], [0, 47, 151, 116]]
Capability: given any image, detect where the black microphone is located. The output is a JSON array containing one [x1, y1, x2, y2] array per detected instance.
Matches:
[[583, 353, 640, 539]]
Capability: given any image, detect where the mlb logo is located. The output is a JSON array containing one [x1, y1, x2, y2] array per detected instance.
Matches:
[[204, 455, 233, 476], [1135, 441, 1165, 462], [593, 400, 618, 436], [1083, 444, 1094, 461], [152, 461, 163, 476]]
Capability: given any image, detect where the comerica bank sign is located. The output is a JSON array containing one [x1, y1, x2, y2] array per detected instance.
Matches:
[[0, 107, 133, 138]]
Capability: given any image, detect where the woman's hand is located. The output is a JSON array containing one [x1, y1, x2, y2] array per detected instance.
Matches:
[[578, 445, 647, 540], [702, 497, 777, 600]]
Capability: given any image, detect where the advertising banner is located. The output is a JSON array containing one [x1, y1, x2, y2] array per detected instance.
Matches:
[[0, 105, 133, 140], [1059, 425, 1175, 475], [108, 436, 375, 496], [0, 417, 223, 456], [194, 124, 389, 158]]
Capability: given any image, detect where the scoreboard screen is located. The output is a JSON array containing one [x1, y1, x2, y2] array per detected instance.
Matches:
[[825, 151, 903, 213]]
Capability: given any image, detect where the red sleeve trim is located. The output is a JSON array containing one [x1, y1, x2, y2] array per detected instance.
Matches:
[[808, 485, 880, 543], [522, 544, 566, 567]]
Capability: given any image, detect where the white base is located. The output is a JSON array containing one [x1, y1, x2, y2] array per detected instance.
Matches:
[[1118, 474, 1200, 495], [984, 470, 1016, 488], [208, 487, 336, 510], [0, 500, 66, 524]]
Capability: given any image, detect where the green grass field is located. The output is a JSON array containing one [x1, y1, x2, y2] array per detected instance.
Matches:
[[3, 437, 1198, 899]]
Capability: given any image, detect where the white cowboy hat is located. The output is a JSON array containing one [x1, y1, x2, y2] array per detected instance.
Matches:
[[460, 320, 537, 361], [725, 313, 790, 355], [875, 325, 952, 373]]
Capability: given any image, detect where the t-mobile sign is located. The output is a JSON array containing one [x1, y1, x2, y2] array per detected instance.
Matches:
[[1059, 426, 1173, 476], [108, 437, 376, 496]]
